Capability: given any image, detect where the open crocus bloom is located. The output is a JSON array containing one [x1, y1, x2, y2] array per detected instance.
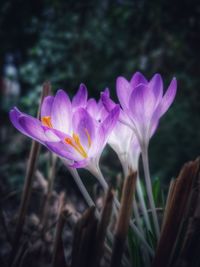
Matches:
[[103, 72, 177, 147], [9, 87, 120, 168]]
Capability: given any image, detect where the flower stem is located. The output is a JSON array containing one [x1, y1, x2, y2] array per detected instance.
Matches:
[[68, 168, 95, 208], [91, 166, 154, 256], [121, 159, 146, 236], [136, 177, 152, 231], [141, 145, 160, 239], [133, 200, 144, 236]]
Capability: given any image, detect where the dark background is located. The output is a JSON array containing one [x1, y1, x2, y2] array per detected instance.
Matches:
[[0, 0, 200, 192]]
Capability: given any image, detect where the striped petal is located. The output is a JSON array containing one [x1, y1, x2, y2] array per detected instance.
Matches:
[[41, 96, 54, 117], [116, 77, 132, 110], [72, 83, 88, 109], [160, 78, 177, 116], [51, 89, 72, 134]]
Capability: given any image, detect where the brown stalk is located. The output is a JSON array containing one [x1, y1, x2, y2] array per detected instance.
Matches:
[[71, 206, 97, 267], [153, 158, 200, 267], [161, 179, 176, 233], [110, 171, 137, 267], [51, 192, 68, 267], [10, 82, 51, 266], [169, 158, 200, 267], [91, 187, 114, 267], [40, 153, 57, 226]]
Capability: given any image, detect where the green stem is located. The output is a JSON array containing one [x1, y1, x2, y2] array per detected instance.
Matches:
[[90, 165, 154, 256], [68, 167, 95, 208], [136, 177, 152, 231], [141, 145, 160, 239]]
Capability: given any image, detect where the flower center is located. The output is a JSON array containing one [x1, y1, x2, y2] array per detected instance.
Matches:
[[41, 116, 52, 128], [65, 133, 88, 158]]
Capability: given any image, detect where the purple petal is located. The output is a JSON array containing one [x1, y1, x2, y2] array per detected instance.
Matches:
[[103, 87, 110, 97], [100, 105, 120, 140], [72, 108, 95, 148], [51, 89, 72, 133], [45, 141, 80, 161], [18, 116, 47, 143], [129, 83, 157, 122], [41, 96, 54, 117], [9, 107, 27, 135], [87, 106, 120, 157], [160, 78, 177, 116], [86, 98, 98, 116], [72, 83, 88, 109], [44, 129, 61, 142], [116, 77, 132, 110], [149, 74, 163, 106], [130, 72, 148, 88], [101, 92, 116, 112], [149, 105, 162, 138]]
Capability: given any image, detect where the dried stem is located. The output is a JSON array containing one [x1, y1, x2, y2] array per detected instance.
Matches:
[[51, 192, 67, 267], [153, 159, 199, 267], [9, 82, 51, 266], [92, 188, 114, 267], [71, 206, 97, 267], [110, 172, 137, 267], [40, 153, 57, 226]]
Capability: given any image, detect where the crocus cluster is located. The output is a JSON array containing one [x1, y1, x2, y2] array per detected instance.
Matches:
[[10, 72, 177, 173], [10, 84, 120, 171]]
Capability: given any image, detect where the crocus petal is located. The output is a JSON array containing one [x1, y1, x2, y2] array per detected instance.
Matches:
[[88, 123, 106, 157], [160, 78, 177, 116], [149, 73, 163, 106], [100, 105, 120, 142], [72, 83, 88, 109], [149, 104, 162, 138], [41, 96, 54, 117], [9, 107, 27, 135], [72, 108, 95, 148], [102, 87, 110, 97], [51, 89, 72, 133], [130, 72, 148, 88], [108, 121, 132, 159], [129, 84, 156, 122], [86, 98, 98, 116], [18, 116, 47, 143], [44, 129, 61, 142], [116, 77, 132, 110], [45, 141, 80, 161], [101, 91, 116, 112]]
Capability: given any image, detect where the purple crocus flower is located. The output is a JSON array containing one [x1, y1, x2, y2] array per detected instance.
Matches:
[[102, 72, 177, 239], [102, 72, 177, 147], [9, 85, 120, 169], [118, 72, 177, 146]]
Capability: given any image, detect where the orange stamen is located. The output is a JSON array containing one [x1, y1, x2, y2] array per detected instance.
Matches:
[[65, 134, 88, 158], [42, 116, 52, 128]]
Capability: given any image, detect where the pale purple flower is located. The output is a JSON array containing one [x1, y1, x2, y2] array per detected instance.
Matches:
[[9, 85, 120, 169], [101, 89, 140, 174], [102, 72, 177, 147]]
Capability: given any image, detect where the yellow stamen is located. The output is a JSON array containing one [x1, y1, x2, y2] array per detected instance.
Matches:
[[65, 134, 88, 158], [42, 116, 52, 128], [84, 128, 92, 148]]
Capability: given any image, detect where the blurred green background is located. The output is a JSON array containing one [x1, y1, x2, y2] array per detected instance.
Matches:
[[0, 0, 200, 192]]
